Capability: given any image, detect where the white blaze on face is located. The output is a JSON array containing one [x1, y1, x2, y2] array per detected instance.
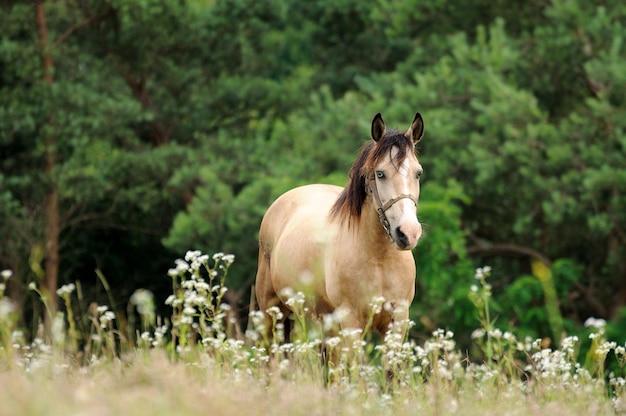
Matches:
[[392, 155, 422, 249], [397, 158, 418, 224]]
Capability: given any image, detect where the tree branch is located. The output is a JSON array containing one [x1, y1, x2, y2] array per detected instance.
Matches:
[[467, 241, 553, 267], [52, 10, 113, 49], [121, 69, 170, 146], [573, 281, 608, 318], [468, 238, 611, 319]]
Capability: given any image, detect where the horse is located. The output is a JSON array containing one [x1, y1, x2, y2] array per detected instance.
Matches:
[[255, 112, 424, 342]]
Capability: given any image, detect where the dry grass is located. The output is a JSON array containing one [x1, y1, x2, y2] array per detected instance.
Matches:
[[0, 350, 617, 416], [0, 254, 624, 416]]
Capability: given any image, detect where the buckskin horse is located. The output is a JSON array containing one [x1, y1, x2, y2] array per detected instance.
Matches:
[[255, 112, 424, 341]]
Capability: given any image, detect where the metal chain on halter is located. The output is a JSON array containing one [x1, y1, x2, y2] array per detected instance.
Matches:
[[367, 175, 418, 240]]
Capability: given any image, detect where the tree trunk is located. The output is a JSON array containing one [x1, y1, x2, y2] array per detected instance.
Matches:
[[36, 0, 59, 327]]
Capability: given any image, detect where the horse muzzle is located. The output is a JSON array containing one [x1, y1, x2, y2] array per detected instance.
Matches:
[[393, 221, 422, 250]]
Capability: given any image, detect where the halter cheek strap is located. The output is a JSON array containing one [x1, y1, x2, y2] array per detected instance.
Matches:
[[367, 176, 418, 239]]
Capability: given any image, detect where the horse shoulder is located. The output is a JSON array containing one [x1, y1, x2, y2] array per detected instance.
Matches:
[[382, 250, 416, 291], [259, 184, 343, 301]]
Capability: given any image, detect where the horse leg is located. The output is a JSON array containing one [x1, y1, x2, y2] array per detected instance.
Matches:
[[378, 304, 411, 388], [254, 244, 281, 343], [321, 309, 368, 383]]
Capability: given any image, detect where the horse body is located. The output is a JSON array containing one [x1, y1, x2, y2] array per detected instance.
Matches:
[[257, 184, 342, 317], [256, 113, 425, 338]]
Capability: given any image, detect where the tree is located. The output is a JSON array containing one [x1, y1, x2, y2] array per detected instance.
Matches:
[[1, 0, 624, 344], [36, 0, 60, 324], [356, 4, 626, 335]]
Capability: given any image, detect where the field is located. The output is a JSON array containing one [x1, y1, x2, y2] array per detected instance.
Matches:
[[0, 252, 624, 416]]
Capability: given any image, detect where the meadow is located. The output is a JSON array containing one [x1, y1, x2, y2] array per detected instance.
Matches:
[[0, 251, 624, 416]]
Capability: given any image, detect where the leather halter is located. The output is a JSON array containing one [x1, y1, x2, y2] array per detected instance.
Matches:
[[367, 175, 418, 240]]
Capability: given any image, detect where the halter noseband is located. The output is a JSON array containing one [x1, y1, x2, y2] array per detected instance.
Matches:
[[367, 175, 418, 240]]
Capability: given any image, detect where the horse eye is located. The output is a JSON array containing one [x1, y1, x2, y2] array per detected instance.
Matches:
[[376, 171, 385, 179]]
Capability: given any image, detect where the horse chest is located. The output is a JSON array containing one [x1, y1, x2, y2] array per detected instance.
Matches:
[[326, 252, 414, 307]]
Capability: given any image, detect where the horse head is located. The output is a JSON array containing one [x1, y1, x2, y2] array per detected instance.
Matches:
[[366, 113, 424, 250]]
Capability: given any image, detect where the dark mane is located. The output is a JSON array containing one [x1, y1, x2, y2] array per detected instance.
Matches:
[[329, 131, 416, 225]]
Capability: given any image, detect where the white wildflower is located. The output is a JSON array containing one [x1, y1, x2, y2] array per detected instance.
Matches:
[[130, 289, 155, 321], [471, 328, 485, 339], [584, 317, 607, 329], [194, 281, 209, 293], [185, 250, 202, 262], [245, 329, 259, 342], [99, 311, 116, 328], [179, 315, 193, 325], [130, 289, 153, 307], [174, 259, 190, 274], [0, 297, 15, 319], [326, 337, 342, 348], [503, 331, 516, 342], [561, 335, 579, 349], [56, 283, 76, 297], [265, 306, 283, 321], [152, 326, 168, 347], [474, 266, 492, 280], [339, 328, 363, 339], [222, 254, 235, 265], [489, 328, 503, 339], [284, 291, 305, 307], [369, 296, 386, 315], [597, 341, 617, 356]]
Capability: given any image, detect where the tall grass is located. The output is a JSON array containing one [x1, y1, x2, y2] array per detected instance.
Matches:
[[0, 252, 624, 415]]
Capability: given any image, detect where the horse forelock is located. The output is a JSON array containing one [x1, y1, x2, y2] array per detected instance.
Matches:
[[330, 131, 416, 225], [362, 131, 415, 173]]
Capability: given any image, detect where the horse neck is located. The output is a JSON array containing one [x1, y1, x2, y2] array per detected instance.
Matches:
[[354, 198, 396, 255]]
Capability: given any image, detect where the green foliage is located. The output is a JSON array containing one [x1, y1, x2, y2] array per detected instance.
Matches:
[[1, 0, 625, 346], [410, 180, 474, 333], [360, 10, 625, 332]]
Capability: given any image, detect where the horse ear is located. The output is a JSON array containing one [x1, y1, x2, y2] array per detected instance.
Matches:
[[371, 113, 386, 142], [405, 112, 424, 144]]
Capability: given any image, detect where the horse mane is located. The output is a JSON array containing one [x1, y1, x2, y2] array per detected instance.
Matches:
[[329, 130, 416, 225]]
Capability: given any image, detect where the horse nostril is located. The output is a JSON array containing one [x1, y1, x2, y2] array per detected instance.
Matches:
[[395, 227, 409, 248]]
